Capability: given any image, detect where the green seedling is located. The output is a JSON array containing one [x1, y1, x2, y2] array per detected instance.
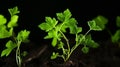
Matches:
[[38, 9, 105, 62], [0, 6, 30, 67], [111, 16, 120, 44]]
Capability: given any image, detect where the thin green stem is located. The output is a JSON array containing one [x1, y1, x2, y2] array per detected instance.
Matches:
[[59, 30, 70, 53], [65, 29, 91, 62], [16, 41, 22, 67]]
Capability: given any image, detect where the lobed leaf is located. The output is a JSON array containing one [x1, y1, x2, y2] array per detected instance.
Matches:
[[88, 20, 102, 31], [17, 30, 30, 42], [93, 15, 108, 30], [0, 15, 7, 25], [8, 6, 20, 16]]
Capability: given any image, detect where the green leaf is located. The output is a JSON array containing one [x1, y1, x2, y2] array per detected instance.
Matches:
[[8, 6, 20, 16], [17, 30, 30, 42], [0, 15, 7, 25], [93, 15, 108, 30], [52, 38, 57, 47], [56, 9, 71, 22], [51, 52, 59, 59], [1, 48, 12, 57], [88, 20, 102, 31], [63, 9, 72, 21], [81, 46, 89, 54], [0, 25, 12, 38], [112, 30, 120, 43], [38, 17, 58, 32], [84, 35, 99, 48], [1, 40, 17, 57], [6, 40, 17, 48], [116, 16, 120, 27], [7, 15, 18, 28], [58, 42, 64, 49]]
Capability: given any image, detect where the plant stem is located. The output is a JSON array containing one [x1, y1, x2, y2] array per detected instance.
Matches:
[[59, 30, 70, 53], [16, 41, 22, 67], [65, 29, 91, 62]]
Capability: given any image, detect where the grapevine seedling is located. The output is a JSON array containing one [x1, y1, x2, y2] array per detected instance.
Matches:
[[0, 6, 30, 67], [38, 9, 106, 62]]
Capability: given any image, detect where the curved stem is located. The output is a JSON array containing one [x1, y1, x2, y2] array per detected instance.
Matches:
[[65, 29, 91, 62], [16, 41, 22, 67]]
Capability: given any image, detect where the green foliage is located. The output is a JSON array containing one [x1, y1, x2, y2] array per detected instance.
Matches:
[[111, 16, 120, 43], [0, 6, 30, 67], [38, 9, 104, 62]]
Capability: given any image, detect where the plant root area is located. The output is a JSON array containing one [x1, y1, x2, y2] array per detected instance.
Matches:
[[1, 40, 120, 67]]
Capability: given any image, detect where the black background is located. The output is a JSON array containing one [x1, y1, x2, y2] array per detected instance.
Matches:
[[0, 0, 120, 43]]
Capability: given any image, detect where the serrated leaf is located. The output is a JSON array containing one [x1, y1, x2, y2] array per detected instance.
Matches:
[[56, 13, 64, 22], [38, 17, 58, 32], [88, 20, 102, 31], [0, 15, 7, 25], [81, 46, 89, 54], [116, 16, 120, 27], [7, 15, 18, 28], [8, 6, 20, 16], [0, 25, 12, 38], [93, 15, 108, 30], [63, 9, 72, 21], [52, 38, 57, 47], [112, 30, 120, 43], [17, 30, 30, 42], [51, 52, 59, 59]]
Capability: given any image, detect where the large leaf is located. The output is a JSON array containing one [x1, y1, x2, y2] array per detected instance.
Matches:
[[0, 15, 7, 25], [116, 16, 120, 27], [38, 17, 58, 32]]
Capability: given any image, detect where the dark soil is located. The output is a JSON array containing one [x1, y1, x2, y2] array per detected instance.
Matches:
[[1, 40, 120, 67]]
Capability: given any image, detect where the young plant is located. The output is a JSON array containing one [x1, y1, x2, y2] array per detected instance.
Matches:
[[0, 6, 30, 67], [111, 16, 120, 44], [38, 9, 106, 62]]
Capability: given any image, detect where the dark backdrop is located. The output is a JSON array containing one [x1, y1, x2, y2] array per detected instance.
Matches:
[[0, 0, 120, 43]]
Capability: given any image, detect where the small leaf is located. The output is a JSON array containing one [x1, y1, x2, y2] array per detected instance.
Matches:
[[116, 16, 120, 27], [8, 6, 20, 16], [6, 40, 17, 48], [81, 46, 89, 54], [63, 9, 72, 21], [52, 38, 57, 47], [7, 15, 18, 28], [21, 51, 28, 57], [112, 30, 120, 43], [88, 20, 102, 31], [93, 15, 108, 30], [56, 13, 64, 22], [17, 30, 30, 42], [1, 48, 12, 57], [0, 15, 7, 25], [51, 52, 59, 59], [58, 42, 64, 49]]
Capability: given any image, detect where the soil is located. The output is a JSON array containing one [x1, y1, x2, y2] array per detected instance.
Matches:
[[1, 40, 120, 67]]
